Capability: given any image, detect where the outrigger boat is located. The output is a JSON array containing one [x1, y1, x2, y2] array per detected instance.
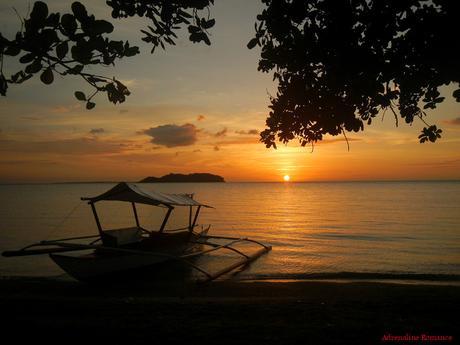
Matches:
[[2, 182, 271, 283]]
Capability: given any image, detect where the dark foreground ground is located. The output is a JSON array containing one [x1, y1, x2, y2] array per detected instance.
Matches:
[[0, 277, 458, 345]]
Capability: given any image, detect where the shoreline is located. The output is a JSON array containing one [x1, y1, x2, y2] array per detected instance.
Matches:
[[2, 275, 459, 302], [1, 276, 458, 344], [3, 271, 460, 286], [239, 278, 460, 287]]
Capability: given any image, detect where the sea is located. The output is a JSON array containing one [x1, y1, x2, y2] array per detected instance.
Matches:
[[0, 181, 459, 283]]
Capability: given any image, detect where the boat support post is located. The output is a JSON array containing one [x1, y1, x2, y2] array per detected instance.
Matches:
[[131, 202, 140, 228], [89, 202, 103, 237], [159, 206, 173, 233], [190, 205, 201, 232]]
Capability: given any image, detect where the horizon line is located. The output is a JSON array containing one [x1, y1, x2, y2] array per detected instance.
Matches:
[[1, 178, 460, 185]]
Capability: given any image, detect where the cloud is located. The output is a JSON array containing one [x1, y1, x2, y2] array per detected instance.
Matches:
[[197, 115, 205, 121], [120, 79, 137, 87], [89, 128, 105, 135], [406, 159, 460, 168], [215, 137, 259, 146], [444, 117, 460, 125], [320, 137, 362, 144], [214, 127, 228, 137], [235, 129, 259, 135], [142, 123, 198, 147], [50, 104, 80, 114], [20, 116, 41, 121], [0, 159, 57, 165], [0, 138, 129, 155]]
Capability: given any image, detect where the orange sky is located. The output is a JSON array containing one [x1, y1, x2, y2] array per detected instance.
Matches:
[[0, 0, 459, 183]]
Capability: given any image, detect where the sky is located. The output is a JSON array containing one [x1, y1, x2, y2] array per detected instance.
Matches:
[[0, 0, 459, 183]]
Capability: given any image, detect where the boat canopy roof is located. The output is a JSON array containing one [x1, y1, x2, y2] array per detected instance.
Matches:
[[81, 182, 211, 208]]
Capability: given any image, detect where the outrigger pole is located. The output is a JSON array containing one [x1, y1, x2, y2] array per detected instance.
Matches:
[[3, 235, 272, 283]]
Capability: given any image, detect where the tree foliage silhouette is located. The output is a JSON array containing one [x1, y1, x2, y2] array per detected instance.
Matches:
[[249, 0, 459, 146], [0, 0, 214, 109], [1, 0, 458, 144]]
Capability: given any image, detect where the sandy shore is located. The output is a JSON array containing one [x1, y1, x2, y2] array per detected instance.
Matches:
[[0, 277, 458, 344]]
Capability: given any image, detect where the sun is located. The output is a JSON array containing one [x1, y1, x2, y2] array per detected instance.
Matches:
[[283, 175, 290, 182]]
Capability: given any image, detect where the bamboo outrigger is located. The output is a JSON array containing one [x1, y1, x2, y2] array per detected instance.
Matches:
[[2, 182, 271, 283]]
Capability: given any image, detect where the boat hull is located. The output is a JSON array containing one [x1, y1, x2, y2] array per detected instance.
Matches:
[[50, 230, 206, 282]]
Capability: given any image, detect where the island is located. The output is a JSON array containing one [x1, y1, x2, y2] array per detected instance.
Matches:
[[139, 173, 225, 183]]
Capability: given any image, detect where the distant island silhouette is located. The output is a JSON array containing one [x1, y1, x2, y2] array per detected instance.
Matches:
[[139, 173, 225, 183]]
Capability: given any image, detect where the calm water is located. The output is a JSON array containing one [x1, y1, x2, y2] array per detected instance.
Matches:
[[0, 182, 459, 281]]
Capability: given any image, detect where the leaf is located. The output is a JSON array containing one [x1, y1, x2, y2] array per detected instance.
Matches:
[[30, 1, 48, 27], [178, 9, 192, 19], [434, 97, 445, 103], [61, 14, 77, 35], [163, 36, 175, 45], [56, 41, 69, 60], [189, 32, 200, 43], [419, 125, 442, 143], [45, 13, 60, 27], [140, 30, 152, 37], [87, 76, 106, 83], [4, 45, 20, 56], [202, 33, 211, 46], [24, 60, 42, 74], [71, 44, 92, 64], [20, 73, 33, 83], [68, 64, 84, 75], [41, 28, 59, 47], [92, 20, 114, 34], [108, 40, 124, 53], [40, 68, 54, 85], [71, 2, 88, 23], [0, 74, 7, 96], [125, 46, 140, 57], [74, 91, 86, 101], [86, 101, 95, 110], [247, 38, 259, 49], [19, 53, 35, 64], [201, 19, 215, 29], [8, 71, 32, 84], [188, 25, 200, 34], [453, 89, 460, 102]]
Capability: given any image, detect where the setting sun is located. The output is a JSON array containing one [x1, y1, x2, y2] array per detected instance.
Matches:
[[283, 175, 290, 182]]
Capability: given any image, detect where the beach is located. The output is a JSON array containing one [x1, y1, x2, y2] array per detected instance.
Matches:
[[1, 277, 458, 344]]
